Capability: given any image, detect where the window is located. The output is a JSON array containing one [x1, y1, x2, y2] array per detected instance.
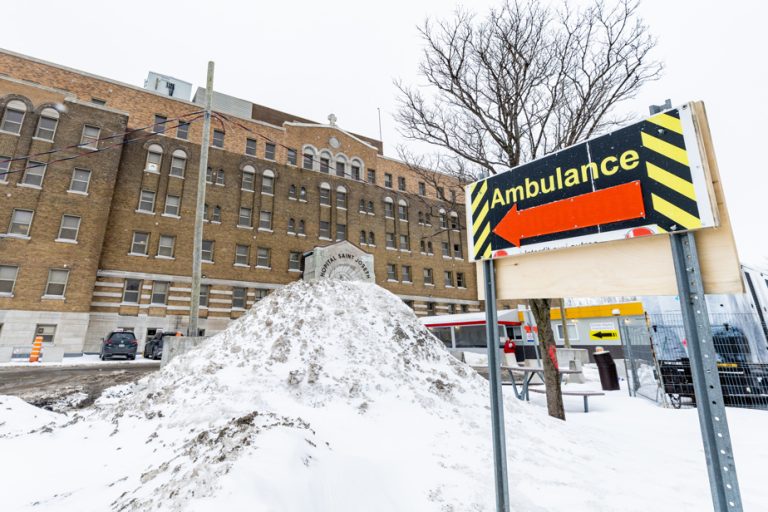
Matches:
[[359, 199, 366, 212], [80, 125, 100, 149], [242, 167, 255, 191], [265, 142, 276, 160], [206, 167, 213, 183], [439, 211, 447, 229], [351, 164, 361, 181], [21, 162, 46, 187], [402, 265, 412, 282], [404, 300, 415, 310], [232, 287, 247, 309], [131, 232, 149, 255], [457, 272, 466, 288], [369, 232, 375, 245], [153, 115, 167, 134], [262, 170, 274, 194], [423, 268, 434, 285], [448, 304, 456, 314], [451, 190, 457, 202], [212, 129, 224, 148], [319, 185, 330, 206], [259, 211, 272, 230], [211, 206, 221, 222], [145, 144, 163, 172], [45, 269, 69, 297], [235, 244, 250, 266], [176, 121, 189, 140], [35, 108, 59, 141], [426, 302, 436, 315], [556, 323, 579, 341], [151, 282, 169, 304], [398, 200, 408, 221], [360, 230, 367, 245], [1, 100, 26, 134], [199, 285, 209, 307], [256, 247, 270, 268], [158, 235, 175, 258], [170, 150, 186, 177], [298, 220, 306, 235], [424, 213, 432, 226], [202, 240, 214, 262], [384, 199, 394, 218], [444, 271, 453, 287], [384, 173, 393, 188], [91, 97, 106, 106], [399, 234, 409, 251], [299, 187, 307, 201], [215, 169, 225, 186], [367, 169, 376, 184], [386, 232, 395, 249], [418, 182, 426, 196], [453, 243, 463, 258], [462, 304, 469, 313], [398, 176, 406, 191], [138, 190, 156, 212], [442, 242, 450, 257], [254, 288, 269, 301], [336, 187, 347, 208], [9, 209, 33, 236], [122, 279, 142, 303], [319, 221, 330, 239], [289, 251, 301, 271], [0, 265, 19, 294], [239, 207, 253, 227], [418, 212, 424, 224], [450, 213, 459, 230], [289, 184, 297, 200], [288, 218, 296, 234], [335, 160, 345, 177], [287, 148, 297, 166], [245, 138, 257, 156], [386, 263, 397, 281], [336, 223, 346, 241], [427, 241, 433, 254], [0, 156, 8, 183], [57, 215, 81, 241], [367, 201, 374, 214], [320, 156, 330, 173], [164, 194, 180, 216], [420, 240, 426, 253], [437, 187, 445, 200], [303, 151, 314, 169]]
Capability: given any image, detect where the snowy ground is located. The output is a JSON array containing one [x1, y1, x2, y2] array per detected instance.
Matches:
[[0, 280, 765, 511], [0, 354, 157, 367]]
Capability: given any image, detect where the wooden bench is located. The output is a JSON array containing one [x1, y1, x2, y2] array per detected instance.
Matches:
[[527, 388, 605, 413]]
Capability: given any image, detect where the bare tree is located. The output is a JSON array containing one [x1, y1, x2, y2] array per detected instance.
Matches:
[[395, 0, 661, 420]]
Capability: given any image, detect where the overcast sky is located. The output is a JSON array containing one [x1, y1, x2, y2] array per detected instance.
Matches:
[[4, 0, 766, 267]]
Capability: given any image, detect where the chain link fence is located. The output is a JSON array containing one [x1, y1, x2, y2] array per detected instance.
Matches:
[[621, 312, 768, 410]]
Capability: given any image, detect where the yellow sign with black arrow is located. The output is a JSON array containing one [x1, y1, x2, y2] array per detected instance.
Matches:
[[589, 329, 619, 341]]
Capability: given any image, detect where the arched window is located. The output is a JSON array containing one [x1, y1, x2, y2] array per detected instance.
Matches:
[[289, 184, 297, 199], [350, 158, 363, 181], [298, 220, 305, 235], [420, 240, 426, 253], [439, 209, 447, 229], [145, 144, 163, 172], [288, 218, 296, 233], [170, 149, 187, 178], [369, 232, 375, 245], [299, 187, 307, 201], [319, 182, 331, 206], [241, 164, 256, 191], [336, 186, 347, 209], [398, 199, 408, 221], [35, 107, 59, 141], [302, 147, 316, 170], [359, 198, 366, 212], [1, 100, 27, 134], [383, 197, 394, 218], [319, 151, 332, 173], [427, 241, 433, 254], [367, 201, 374, 214], [335, 155, 347, 177], [212, 205, 221, 222], [359, 230, 367, 245], [262, 169, 275, 195]]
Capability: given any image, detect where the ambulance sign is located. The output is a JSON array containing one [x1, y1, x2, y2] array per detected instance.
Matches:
[[466, 103, 718, 261]]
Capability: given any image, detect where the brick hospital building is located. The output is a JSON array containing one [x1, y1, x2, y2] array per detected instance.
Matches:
[[0, 49, 480, 354]]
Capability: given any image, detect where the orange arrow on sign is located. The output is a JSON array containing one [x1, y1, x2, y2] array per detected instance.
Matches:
[[492, 180, 645, 248]]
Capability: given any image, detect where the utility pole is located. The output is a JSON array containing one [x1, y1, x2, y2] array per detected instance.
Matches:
[[188, 61, 214, 337]]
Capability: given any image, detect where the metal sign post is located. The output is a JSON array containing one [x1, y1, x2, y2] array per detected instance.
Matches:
[[670, 231, 742, 511], [482, 258, 510, 512]]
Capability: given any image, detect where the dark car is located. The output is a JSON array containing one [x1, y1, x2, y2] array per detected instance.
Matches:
[[143, 331, 181, 360], [100, 331, 138, 360]]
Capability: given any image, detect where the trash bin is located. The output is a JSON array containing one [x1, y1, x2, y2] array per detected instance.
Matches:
[[593, 350, 620, 391]]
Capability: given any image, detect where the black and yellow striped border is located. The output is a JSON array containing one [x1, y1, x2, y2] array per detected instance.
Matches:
[[468, 180, 492, 260]]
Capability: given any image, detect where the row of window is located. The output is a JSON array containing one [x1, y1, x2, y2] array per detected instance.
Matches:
[[0, 265, 69, 298], [0, 101, 101, 150], [386, 264, 467, 288], [6, 209, 82, 241], [414, 301, 469, 315], [0, 158, 94, 192], [120, 277, 271, 309]]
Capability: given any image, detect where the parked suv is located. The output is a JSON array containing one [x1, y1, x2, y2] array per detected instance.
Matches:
[[100, 331, 138, 360], [143, 331, 182, 360]]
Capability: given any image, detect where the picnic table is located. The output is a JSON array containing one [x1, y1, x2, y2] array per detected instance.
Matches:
[[500, 365, 583, 401]]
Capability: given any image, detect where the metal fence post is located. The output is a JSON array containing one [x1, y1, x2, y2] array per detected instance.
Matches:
[[670, 231, 742, 511], [483, 258, 510, 512]]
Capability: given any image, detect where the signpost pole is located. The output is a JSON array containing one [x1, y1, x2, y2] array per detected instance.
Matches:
[[670, 231, 742, 512], [482, 258, 510, 512]]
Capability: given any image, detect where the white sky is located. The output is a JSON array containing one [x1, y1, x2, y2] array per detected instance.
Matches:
[[4, 0, 766, 266]]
